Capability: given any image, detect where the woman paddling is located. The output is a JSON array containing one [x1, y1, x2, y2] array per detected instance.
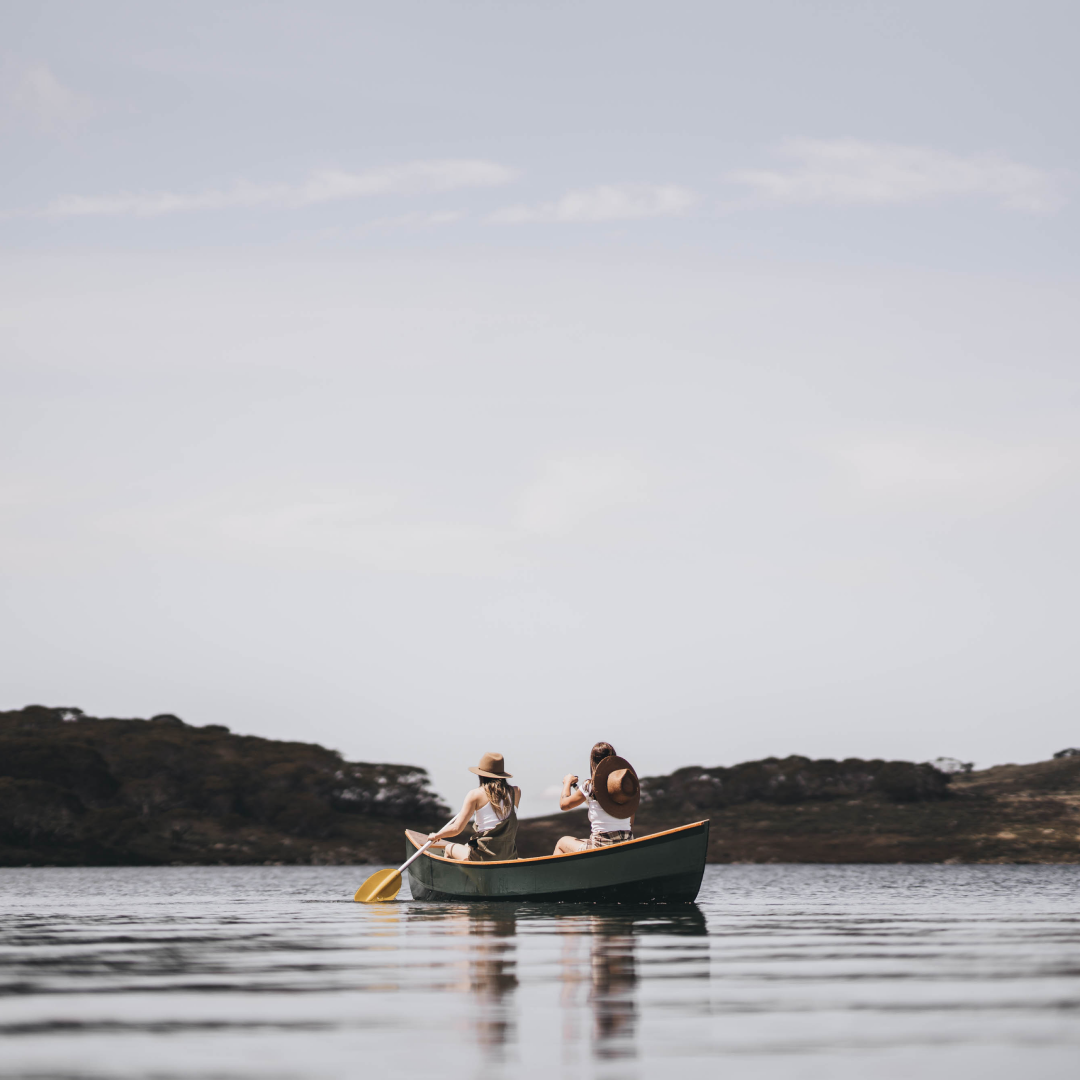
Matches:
[[427, 752, 521, 861], [554, 742, 640, 854]]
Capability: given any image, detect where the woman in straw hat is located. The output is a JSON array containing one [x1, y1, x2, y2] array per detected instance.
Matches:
[[427, 752, 521, 862], [553, 741, 640, 854]]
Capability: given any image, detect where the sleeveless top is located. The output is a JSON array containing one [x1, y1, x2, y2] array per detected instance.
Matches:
[[581, 777, 633, 835], [474, 794, 511, 832], [469, 790, 518, 861]]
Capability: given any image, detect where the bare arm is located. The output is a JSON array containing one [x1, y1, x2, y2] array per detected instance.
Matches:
[[559, 773, 586, 812], [428, 788, 483, 841]]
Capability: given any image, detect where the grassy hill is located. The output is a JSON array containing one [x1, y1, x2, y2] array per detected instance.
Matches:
[[0, 705, 449, 866], [516, 754, 1080, 863]]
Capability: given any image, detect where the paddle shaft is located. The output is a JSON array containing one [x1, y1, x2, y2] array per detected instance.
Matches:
[[398, 839, 436, 874], [396, 816, 460, 874]]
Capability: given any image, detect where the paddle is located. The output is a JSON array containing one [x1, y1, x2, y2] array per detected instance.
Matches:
[[354, 835, 442, 903]]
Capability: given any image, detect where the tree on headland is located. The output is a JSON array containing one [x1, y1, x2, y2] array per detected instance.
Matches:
[[0, 704, 449, 866]]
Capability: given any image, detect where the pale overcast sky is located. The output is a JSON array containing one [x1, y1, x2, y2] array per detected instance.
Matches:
[[3, 1, 1079, 816]]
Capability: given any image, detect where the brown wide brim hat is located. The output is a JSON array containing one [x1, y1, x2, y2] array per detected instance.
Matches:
[[468, 751, 513, 779], [592, 755, 640, 818]]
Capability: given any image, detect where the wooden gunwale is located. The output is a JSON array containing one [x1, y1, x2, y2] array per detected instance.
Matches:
[[404, 819, 708, 866]]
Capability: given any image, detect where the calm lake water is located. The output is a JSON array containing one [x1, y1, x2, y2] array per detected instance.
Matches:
[[1, 865, 1078, 1079]]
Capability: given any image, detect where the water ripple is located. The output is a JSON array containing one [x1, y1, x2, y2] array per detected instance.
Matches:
[[1, 864, 1078, 1079]]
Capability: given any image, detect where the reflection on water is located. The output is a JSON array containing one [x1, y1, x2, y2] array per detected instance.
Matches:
[[586, 918, 637, 1056], [467, 907, 519, 1052], [0, 866, 1078, 1080], [399, 902, 706, 1065], [557, 913, 641, 1061]]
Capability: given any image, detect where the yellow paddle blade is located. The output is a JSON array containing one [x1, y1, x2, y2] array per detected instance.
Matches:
[[354, 868, 402, 903]]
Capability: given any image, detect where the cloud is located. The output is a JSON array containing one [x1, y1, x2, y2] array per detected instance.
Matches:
[[515, 456, 649, 536], [481, 589, 581, 635], [491, 183, 696, 223], [366, 209, 467, 228], [84, 483, 520, 578], [835, 436, 1075, 508], [728, 138, 1064, 212], [43, 160, 517, 218], [3, 62, 95, 132]]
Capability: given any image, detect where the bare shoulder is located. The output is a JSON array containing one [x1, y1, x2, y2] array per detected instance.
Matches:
[[513, 785, 521, 806]]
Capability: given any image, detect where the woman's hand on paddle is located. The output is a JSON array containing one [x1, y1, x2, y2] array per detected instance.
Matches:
[[430, 789, 482, 844], [559, 774, 585, 812]]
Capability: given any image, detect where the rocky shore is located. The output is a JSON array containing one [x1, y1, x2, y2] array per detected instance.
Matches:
[[0, 705, 448, 866], [517, 754, 1080, 863], [3, 705, 1077, 865]]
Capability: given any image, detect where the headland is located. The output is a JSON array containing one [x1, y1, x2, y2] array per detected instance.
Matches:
[[2, 705, 1077, 865]]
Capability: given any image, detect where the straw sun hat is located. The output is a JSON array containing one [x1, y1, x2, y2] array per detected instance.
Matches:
[[592, 755, 640, 818], [469, 752, 513, 779]]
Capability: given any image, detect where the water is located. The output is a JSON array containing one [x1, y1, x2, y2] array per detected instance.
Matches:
[[1, 865, 1078, 1079]]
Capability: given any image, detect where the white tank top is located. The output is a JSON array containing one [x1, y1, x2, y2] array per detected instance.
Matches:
[[474, 793, 512, 832], [581, 778, 632, 834]]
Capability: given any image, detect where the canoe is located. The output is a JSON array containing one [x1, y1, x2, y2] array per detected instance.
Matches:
[[403, 820, 709, 903]]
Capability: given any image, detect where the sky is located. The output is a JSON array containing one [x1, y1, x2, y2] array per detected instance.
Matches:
[[2, 0, 1079, 818]]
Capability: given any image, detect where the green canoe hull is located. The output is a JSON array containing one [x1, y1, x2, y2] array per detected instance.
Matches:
[[405, 820, 709, 903]]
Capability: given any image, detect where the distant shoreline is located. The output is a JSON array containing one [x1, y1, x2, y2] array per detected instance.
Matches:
[[3, 706, 1078, 866], [517, 756, 1080, 864]]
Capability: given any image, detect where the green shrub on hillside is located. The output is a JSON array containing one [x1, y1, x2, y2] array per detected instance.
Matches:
[[640, 755, 951, 814]]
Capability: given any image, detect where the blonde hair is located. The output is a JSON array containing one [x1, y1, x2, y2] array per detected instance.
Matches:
[[480, 774, 512, 815]]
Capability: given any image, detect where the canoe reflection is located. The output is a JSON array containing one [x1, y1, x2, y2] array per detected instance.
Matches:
[[586, 919, 637, 1057], [405, 902, 706, 1064], [466, 906, 518, 1052], [555, 905, 706, 1062]]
